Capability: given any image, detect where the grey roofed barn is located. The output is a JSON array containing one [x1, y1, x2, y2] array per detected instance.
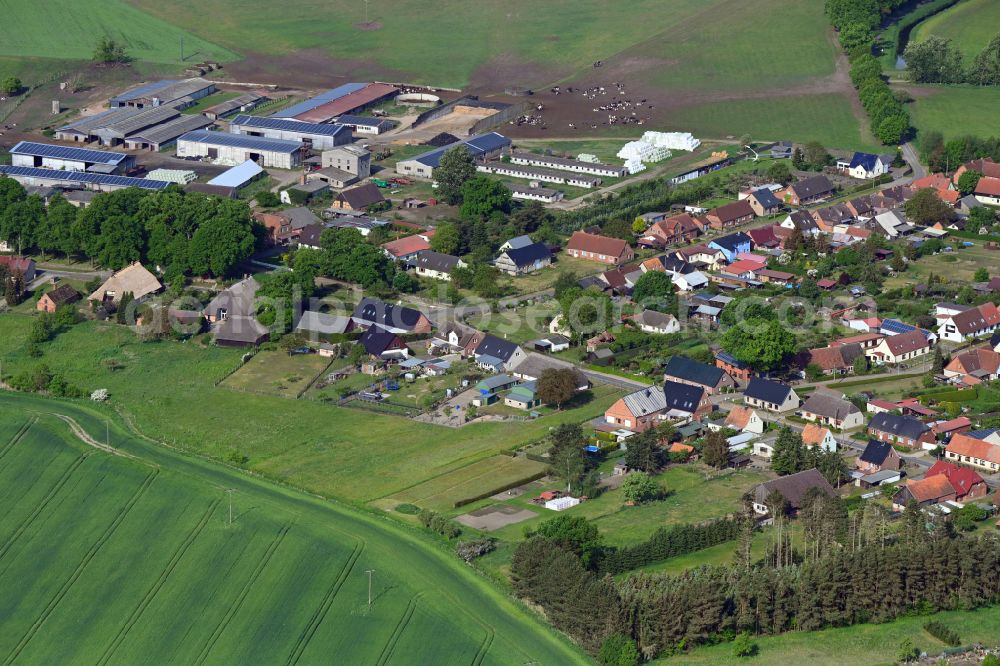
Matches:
[[664, 355, 725, 388], [230, 114, 351, 138], [753, 468, 835, 510], [177, 130, 302, 153]]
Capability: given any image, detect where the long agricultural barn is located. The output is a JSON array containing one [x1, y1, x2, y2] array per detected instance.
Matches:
[[333, 115, 394, 135], [176, 130, 302, 168], [396, 132, 511, 178], [203, 93, 269, 120], [56, 106, 180, 146], [229, 115, 352, 151], [273, 83, 398, 123], [509, 152, 628, 178], [0, 165, 170, 192], [122, 114, 214, 151], [477, 162, 602, 188], [9, 141, 134, 174], [110, 78, 216, 109]]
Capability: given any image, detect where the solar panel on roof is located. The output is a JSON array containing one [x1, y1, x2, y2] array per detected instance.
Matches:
[[881, 319, 916, 335], [110, 80, 178, 103], [11, 141, 127, 165], [0, 165, 169, 190], [270, 83, 367, 119], [177, 130, 303, 152], [230, 115, 348, 137]]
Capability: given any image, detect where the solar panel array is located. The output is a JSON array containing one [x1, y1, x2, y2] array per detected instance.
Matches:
[[0, 165, 170, 190], [230, 115, 348, 137], [177, 130, 303, 152], [270, 83, 367, 119], [881, 319, 916, 335], [110, 80, 178, 104], [11, 141, 127, 165], [408, 132, 512, 168]]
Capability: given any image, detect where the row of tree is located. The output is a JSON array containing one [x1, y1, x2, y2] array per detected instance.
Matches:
[[905, 33, 1000, 86], [0, 180, 260, 278], [918, 131, 1000, 172], [512, 518, 1000, 660]]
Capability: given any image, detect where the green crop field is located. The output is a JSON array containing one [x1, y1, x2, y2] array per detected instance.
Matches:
[[0, 393, 586, 664], [912, 0, 1000, 61], [907, 85, 1000, 141], [0, 0, 236, 64]]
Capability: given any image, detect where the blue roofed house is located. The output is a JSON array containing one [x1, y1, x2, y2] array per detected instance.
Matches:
[[495, 242, 552, 275], [709, 232, 752, 263], [838, 152, 895, 180]]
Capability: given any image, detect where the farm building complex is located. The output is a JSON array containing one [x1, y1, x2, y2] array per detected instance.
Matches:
[[109, 78, 216, 109], [9, 141, 134, 174], [396, 133, 511, 178], [176, 130, 303, 168], [229, 115, 353, 151]]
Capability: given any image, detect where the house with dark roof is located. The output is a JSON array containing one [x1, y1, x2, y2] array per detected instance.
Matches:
[[938, 302, 1000, 343], [407, 251, 466, 281], [744, 377, 799, 413], [779, 210, 821, 236], [799, 390, 863, 430], [295, 310, 354, 340], [867, 329, 932, 365], [856, 439, 901, 475], [752, 469, 836, 515], [706, 200, 755, 230], [780, 175, 835, 206], [473, 334, 526, 372], [708, 232, 752, 263], [351, 297, 432, 334], [868, 412, 933, 450], [604, 381, 710, 432], [663, 355, 734, 394], [495, 242, 552, 275], [565, 231, 634, 265], [36, 283, 80, 313], [663, 380, 711, 419], [332, 183, 385, 211], [747, 188, 782, 216], [716, 350, 752, 384], [359, 326, 409, 359], [837, 152, 894, 180]]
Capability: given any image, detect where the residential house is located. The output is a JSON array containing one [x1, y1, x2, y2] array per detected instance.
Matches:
[[359, 326, 409, 359], [725, 406, 765, 434], [856, 440, 901, 475], [432, 323, 484, 356], [801, 423, 838, 452], [938, 302, 1000, 342], [495, 242, 552, 275], [925, 460, 988, 502], [873, 209, 914, 238], [604, 386, 670, 433], [676, 244, 725, 271], [407, 251, 466, 281], [664, 355, 735, 394], [891, 475, 957, 510], [638, 213, 703, 248], [779, 175, 835, 206], [974, 177, 1000, 206], [747, 225, 780, 249], [351, 297, 432, 334], [720, 258, 765, 280], [88, 262, 162, 305], [953, 158, 1000, 186], [716, 350, 752, 384], [381, 233, 433, 262], [473, 334, 526, 373], [531, 335, 571, 353], [799, 343, 865, 376], [944, 346, 1000, 385], [868, 412, 933, 450], [838, 152, 894, 179], [663, 380, 712, 419], [706, 200, 755, 230], [332, 183, 385, 211], [505, 382, 540, 410], [743, 377, 799, 413], [931, 416, 972, 439], [867, 329, 932, 365], [751, 469, 836, 515], [633, 310, 680, 335], [0, 255, 35, 282], [799, 390, 864, 430], [202, 276, 269, 348], [944, 433, 1000, 473], [708, 232, 752, 263], [747, 188, 782, 217], [295, 310, 354, 340], [780, 210, 821, 236], [255, 206, 321, 245], [499, 235, 533, 252], [565, 231, 634, 265], [770, 141, 793, 159], [36, 284, 80, 313], [672, 270, 709, 292]]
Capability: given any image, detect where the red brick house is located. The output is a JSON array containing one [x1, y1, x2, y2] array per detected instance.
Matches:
[[856, 439, 901, 475], [925, 460, 987, 502], [716, 350, 752, 384], [565, 231, 635, 265], [36, 284, 80, 313], [638, 213, 702, 247], [706, 200, 754, 230], [892, 474, 956, 510], [779, 175, 835, 206]]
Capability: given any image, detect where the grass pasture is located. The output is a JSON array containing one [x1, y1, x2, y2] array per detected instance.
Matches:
[[0, 394, 586, 664], [385, 455, 548, 513], [0, 0, 236, 64], [906, 85, 1000, 141], [912, 0, 1000, 61], [220, 350, 331, 397]]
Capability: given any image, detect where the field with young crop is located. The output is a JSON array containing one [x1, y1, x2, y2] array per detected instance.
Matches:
[[0, 0, 235, 64], [0, 393, 587, 664]]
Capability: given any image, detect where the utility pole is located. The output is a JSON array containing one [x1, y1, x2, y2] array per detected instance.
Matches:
[[106, 420, 110, 447], [225, 488, 236, 526], [180, 36, 184, 62], [364, 0, 370, 24], [365, 569, 375, 608]]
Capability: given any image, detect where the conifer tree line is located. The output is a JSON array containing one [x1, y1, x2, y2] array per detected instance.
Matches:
[[512, 506, 1000, 660], [0, 179, 261, 278], [597, 519, 741, 576]]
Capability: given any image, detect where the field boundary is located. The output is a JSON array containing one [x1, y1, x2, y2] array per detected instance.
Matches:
[[96, 497, 223, 665], [285, 538, 365, 665], [192, 522, 293, 665], [3, 467, 159, 665]]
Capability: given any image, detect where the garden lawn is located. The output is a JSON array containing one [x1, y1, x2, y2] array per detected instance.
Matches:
[[0, 0, 235, 63], [221, 350, 332, 397], [912, 0, 1000, 61], [907, 85, 1000, 141], [0, 394, 587, 664]]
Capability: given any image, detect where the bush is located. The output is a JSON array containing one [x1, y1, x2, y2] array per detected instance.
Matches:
[[455, 538, 497, 562], [394, 503, 421, 515], [897, 638, 920, 663], [598, 634, 639, 666], [733, 631, 758, 657], [923, 620, 960, 646]]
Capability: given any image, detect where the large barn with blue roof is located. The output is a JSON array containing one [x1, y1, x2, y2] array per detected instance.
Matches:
[[228, 115, 352, 151], [395, 133, 511, 179]]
